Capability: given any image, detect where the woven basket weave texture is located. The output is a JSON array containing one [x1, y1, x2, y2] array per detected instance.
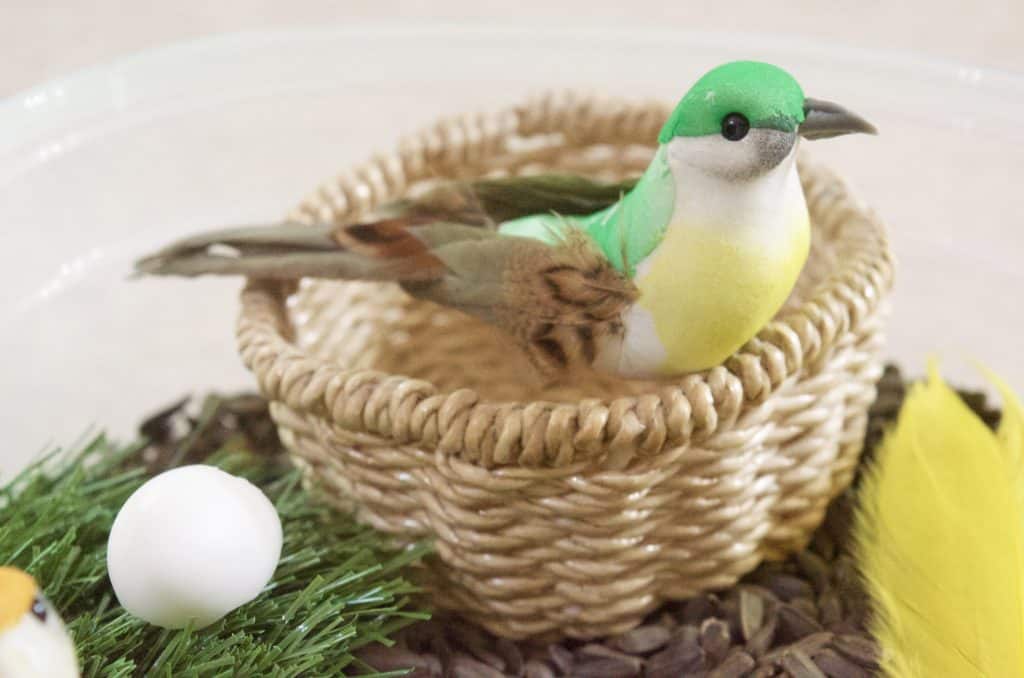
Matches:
[[235, 92, 894, 640]]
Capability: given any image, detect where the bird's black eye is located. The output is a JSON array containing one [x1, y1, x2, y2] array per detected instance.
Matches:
[[721, 113, 750, 141], [30, 596, 47, 623]]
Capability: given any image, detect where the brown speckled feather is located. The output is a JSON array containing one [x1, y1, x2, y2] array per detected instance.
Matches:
[[496, 229, 636, 374]]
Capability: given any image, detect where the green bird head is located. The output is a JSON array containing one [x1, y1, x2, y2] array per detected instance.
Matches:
[[658, 61, 875, 180]]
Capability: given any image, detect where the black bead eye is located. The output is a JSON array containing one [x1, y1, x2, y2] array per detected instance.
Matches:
[[30, 596, 47, 623], [721, 113, 750, 141]]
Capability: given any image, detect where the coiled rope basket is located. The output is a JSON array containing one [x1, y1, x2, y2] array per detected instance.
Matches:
[[236, 92, 894, 640]]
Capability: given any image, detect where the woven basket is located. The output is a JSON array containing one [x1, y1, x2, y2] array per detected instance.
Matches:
[[236, 92, 894, 640]]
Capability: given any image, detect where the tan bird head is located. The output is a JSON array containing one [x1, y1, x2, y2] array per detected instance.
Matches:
[[0, 567, 79, 678]]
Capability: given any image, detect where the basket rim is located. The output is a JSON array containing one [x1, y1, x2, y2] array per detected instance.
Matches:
[[235, 91, 894, 468]]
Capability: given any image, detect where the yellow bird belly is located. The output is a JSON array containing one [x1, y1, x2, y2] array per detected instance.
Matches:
[[629, 216, 810, 374]]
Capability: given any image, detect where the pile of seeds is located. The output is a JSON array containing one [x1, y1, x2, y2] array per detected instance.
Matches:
[[136, 392, 283, 473], [137, 366, 1001, 677]]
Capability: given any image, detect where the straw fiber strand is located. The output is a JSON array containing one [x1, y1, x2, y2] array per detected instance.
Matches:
[[234, 91, 893, 640]]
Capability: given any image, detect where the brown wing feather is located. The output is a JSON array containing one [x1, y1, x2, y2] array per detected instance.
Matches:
[[331, 216, 437, 256], [329, 217, 453, 280]]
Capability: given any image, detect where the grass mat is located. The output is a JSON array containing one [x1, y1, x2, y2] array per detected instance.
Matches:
[[0, 398, 429, 678]]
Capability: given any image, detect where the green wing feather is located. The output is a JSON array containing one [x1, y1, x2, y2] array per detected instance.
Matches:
[[498, 147, 675, 276]]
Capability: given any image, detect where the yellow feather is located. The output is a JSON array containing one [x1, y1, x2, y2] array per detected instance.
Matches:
[[854, 365, 1024, 677]]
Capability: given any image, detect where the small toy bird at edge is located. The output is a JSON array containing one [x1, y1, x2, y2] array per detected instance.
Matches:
[[0, 567, 80, 678], [136, 61, 875, 379]]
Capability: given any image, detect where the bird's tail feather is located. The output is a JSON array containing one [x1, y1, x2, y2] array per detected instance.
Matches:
[[133, 217, 473, 281], [133, 173, 636, 281]]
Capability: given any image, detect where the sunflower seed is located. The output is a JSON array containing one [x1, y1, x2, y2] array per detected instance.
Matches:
[[496, 638, 523, 676], [646, 630, 704, 678], [833, 634, 880, 667], [765, 574, 814, 601], [791, 631, 834, 656], [739, 588, 765, 641], [547, 644, 573, 674], [470, 647, 507, 673], [745, 612, 778, 658], [795, 551, 831, 592], [699, 618, 731, 665], [779, 648, 827, 678], [676, 624, 700, 650], [818, 590, 843, 628], [777, 603, 823, 642], [812, 648, 872, 678], [609, 624, 671, 654], [790, 597, 819, 620], [708, 648, 756, 678]]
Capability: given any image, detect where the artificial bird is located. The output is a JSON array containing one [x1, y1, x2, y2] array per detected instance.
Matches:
[[0, 567, 79, 678], [136, 61, 875, 378]]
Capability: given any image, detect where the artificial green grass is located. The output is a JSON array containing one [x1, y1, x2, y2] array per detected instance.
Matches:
[[0, 435, 429, 677]]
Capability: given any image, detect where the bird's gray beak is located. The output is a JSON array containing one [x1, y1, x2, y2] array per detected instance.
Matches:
[[799, 98, 877, 140]]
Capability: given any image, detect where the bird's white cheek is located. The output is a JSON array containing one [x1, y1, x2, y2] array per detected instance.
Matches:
[[668, 135, 759, 179], [0, 615, 79, 678], [667, 131, 796, 181]]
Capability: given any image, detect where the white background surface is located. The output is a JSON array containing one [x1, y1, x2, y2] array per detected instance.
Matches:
[[3, 1, 1024, 97], [1, 6, 1022, 477]]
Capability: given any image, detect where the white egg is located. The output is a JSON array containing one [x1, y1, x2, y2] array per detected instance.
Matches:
[[107, 465, 282, 629]]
